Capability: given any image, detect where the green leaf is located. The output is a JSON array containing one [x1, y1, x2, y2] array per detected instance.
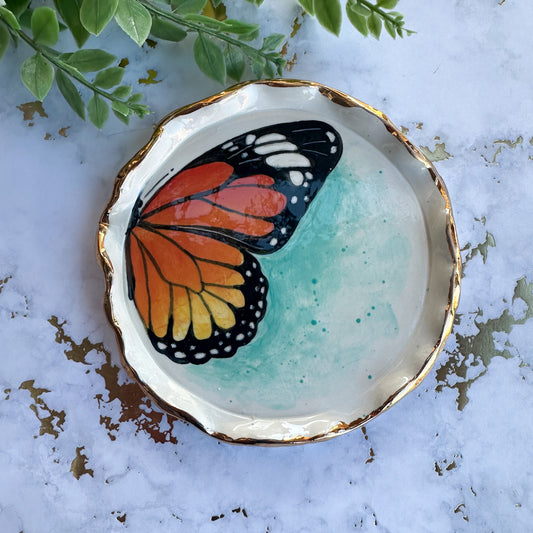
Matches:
[[251, 56, 265, 79], [171, 0, 207, 13], [350, 2, 371, 17], [297, 0, 314, 15], [19, 8, 31, 29], [346, 3, 369, 36], [87, 93, 109, 129], [113, 109, 130, 124], [54, 0, 90, 48], [313, 0, 342, 36], [65, 49, 116, 72], [111, 100, 129, 116], [55, 69, 85, 119], [224, 45, 244, 82], [244, 0, 264, 5], [263, 60, 276, 78], [94, 66, 125, 88], [377, 0, 399, 9], [368, 12, 382, 39], [112, 84, 132, 98], [5, 0, 31, 18], [31, 7, 59, 45], [193, 32, 225, 84], [222, 19, 259, 36], [80, 0, 119, 35], [384, 19, 396, 38], [0, 23, 9, 61], [127, 92, 143, 103], [20, 53, 54, 101], [261, 33, 285, 51], [150, 16, 187, 41], [115, 0, 152, 46], [0, 6, 21, 30]]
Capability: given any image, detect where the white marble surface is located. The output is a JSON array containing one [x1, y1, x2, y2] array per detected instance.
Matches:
[[1, 0, 532, 531]]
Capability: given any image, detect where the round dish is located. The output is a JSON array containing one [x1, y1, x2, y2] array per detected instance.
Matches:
[[98, 80, 461, 445]]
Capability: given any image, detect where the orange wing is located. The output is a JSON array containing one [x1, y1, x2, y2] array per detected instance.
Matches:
[[126, 163, 281, 364]]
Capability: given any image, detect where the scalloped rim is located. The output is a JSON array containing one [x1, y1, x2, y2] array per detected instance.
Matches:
[[97, 79, 461, 446]]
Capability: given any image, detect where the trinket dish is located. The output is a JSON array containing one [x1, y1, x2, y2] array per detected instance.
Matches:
[[98, 80, 461, 444]]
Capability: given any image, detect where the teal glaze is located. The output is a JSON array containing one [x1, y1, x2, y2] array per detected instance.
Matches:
[[183, 157, 413, 412]]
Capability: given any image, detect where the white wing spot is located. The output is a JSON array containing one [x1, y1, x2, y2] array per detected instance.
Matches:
[[330, 146, 337, 154], [281, 227, 287, 234], [236, 333, 245, 341], [210, 349, 219, 355], [229, 146, 239, 152], [260, 287, 265, 294], [224, 345, 232, 353], [289, 170, 304, 185], [246, 134, 256, 145], [157, 342, 167, 350], [258, 301, 263, 309], [255, 311, 261, 318], [266, 153, 311, 168], [245, 270, 252, 277], [254, 142, 297, 155], [270, 238, 278, 246], [194, 352, 206, 360], [326, 131, 336, 142], [256, 133, 286, 145], [249, 322, 255, 329], [175, 352, 186, 359], [304, 196, 310, 202], [305, 172, 313, 180], [222, 141, 233, 150], [242, 152, 248, 158], [291, 195, 298, 204]]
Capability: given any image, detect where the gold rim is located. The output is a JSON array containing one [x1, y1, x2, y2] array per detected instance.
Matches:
[[97, 79, 461, 446]]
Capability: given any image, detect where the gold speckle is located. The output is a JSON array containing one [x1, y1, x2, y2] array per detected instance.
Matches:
[[436, 276, 533, 410], [145, 38, 157, 49], [44, 133, 52, 140], [420, 142, 452, 162], [70, 446, 94, 479], [4, 388, 10, 400], [58, 126, 70, 138], [461, 231, 495, 268], [49, 317, 179, 443], [139, 69, 161, 85], [0, 275, 12, 294], [416, 122, 423, 130], [116, 513, 126, 523], [494, 135, 523, 149], [361, 426, 375, 464], [454, 504, 469, 522], [19, 380, 66, 438], [202, 0, 226, 21], [119, 57, 129, 68], [290, 13, 304, 38], [400, 126, 409, 135], [17, 101, 48, 122]]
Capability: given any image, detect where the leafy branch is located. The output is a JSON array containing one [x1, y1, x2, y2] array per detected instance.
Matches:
[[297, 0, 413, 39], [0, 0, 412, 130]]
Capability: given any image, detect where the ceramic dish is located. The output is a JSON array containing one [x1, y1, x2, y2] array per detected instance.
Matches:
[[98, 80, 461, 445]]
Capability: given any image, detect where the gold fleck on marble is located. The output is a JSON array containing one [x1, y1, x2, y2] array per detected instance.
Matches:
[[44, 133, 52, 141], [361, 426, 375, 464], [17, 101, 48, 122], [119, 57, 129, 68], [290, 13, 304, 38], [145, 38, 157, 49], [436, 276, 533, 410], [420, 141, 452, 162], [0, 275, 12, 294], [462, 231, 495, 269], [49, 316, 179, 443], [202, 0, 226, 20], [454, 504, 469, 522], [19, 380, 66, 438], [58, 127, 70, 138], [70, 446, 94, 479], [139, 69, 161, 85]]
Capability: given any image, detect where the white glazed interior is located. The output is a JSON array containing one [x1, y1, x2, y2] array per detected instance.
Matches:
[[101, 82, 459, 442]]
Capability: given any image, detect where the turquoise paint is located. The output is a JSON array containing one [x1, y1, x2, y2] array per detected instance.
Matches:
[[184, 159, 410, 412]]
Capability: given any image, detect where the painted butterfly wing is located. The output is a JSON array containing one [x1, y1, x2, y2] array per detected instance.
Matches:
[[126, 121, 343, 364]]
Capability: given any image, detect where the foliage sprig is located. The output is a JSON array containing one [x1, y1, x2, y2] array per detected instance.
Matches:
[[0, 0, 411, 129]]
